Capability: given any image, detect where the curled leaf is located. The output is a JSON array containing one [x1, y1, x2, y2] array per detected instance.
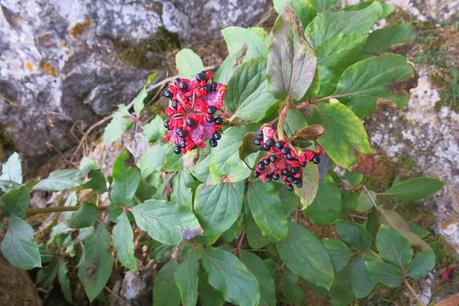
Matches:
[[291, 124, 324, 142]]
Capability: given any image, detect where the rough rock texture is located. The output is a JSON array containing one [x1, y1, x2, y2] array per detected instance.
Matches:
[[0, 0, 268, 169], [0, 255, 42, 306]]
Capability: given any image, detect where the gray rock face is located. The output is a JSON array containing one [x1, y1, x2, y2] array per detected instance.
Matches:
[[0, 0, 268, 167]]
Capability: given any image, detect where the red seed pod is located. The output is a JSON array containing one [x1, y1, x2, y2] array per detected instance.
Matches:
[[163, 71, 226, 154], [253, 126, 323, 191]]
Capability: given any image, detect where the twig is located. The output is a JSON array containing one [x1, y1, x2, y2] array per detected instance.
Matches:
[[404, 279, 425, 306], [295, 93, 351, 109]]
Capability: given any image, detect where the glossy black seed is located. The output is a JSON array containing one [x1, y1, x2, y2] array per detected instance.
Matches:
[[272, 173, 280, 180], [286, 153, 294, 160], [163, 119, 170, 129], [163, 90, 173, 98], [180, 140, 187, 148], [266, 175, 272, 182], [196, 72, 207, 81], [269, 155, 277, 162], [281, 147, 290, 155], [179, 81, 188, 91], [265, 138, 274, 147], [171, 100, 178, 109], [254, 138, 261, 145], [286, 176, 294, 183], [281, 168, 289, 175], [286, 184, 294, 191], [263, 159, 270, 166], [312, 155, 321, 164], [174, 146, 181, 154], [207, 106, 217, 114], [212, 132, 222, 140], [185, 118, 195, 127], [209, 139, 218, 147], [206, 83, 213, 92], [256, 129, 263, 136], [254, 171, 261, 177], [275, 141, 284, 150], [301, 162, 307, 167], [295, 180, 303, 188], [176, 128, 186, 138], [291, 167, 300, 174], [257, 162, 265, 170], [207, 116, 214, 123], [214, 117, 223, 125], [262, 143, 269, 150], [211, 83, 218, 91], [174, 77, 181, 85]]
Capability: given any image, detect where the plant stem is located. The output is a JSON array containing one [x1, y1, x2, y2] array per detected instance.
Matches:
[[277, 96, 290, 140], [404, 279, 425, 306], [27, 204, 109, 215], [295, 93, 351, 109]]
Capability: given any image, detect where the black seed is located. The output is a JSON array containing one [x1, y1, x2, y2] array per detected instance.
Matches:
[[286, 176, 294, 183], [281, 147, 290, 155], [212, 132, 222, 140], [286, 153, 294, 160], [265, 138, 274, 147], [301, 161, 307, 167], [266, 175, 272, 182], [312, 155, 321, 164], [185, 118, 195, 127], [254, 171, 261, 177], [286, 184, 294, 191], [174, 146, 181, 154], [262, 143, 269, 150], [180, 140, 187, 148], [163, 119, 170, 129], [269, 155, 277, 162], [163, 90, 173, 98], [206, 83, 213, 92], [209, 139, 218, 147], [257, 162, 265, 170], [211, 83, 218, 91], [196, 72, 207, 81], [254, 138, 261, 145], [207, 116, 214, 123], [256, 129, 263, 136], [174, 77, 181, 85], [281, 168, 289, 175], [176, 128, 186, 138], [214, 117, 223, 125], [207, 106, 217, 114], [171, 100, 178, 109], [272, 173, 280, 180], [179, 81, 188, 91], [263, 159, 270, 166], [291, 167, 300, 174], [275, 141, 284, 149]]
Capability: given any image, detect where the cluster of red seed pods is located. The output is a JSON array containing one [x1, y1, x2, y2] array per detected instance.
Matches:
[[163, 71, 226, 154], [253, 126, 323, 191]]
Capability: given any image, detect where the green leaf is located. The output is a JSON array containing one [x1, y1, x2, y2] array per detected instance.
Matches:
[[316, 33, 367, 95], [225, 57, 279, 122], [284, 109, 308, 137], [273, 0, 317, 27], [111, 149, 141, 206], [33, 169, 83, 191], [113, 212, 137, 271], [323, 239, 352, 272], [202, 247, 260, 306], [350, 258, 376, 298], [240, 251, 276, 306], [102, 105, 134, 145], [309, 100, 373, 168], [171, 169, 195, 208], [329, 265, 355, 306], [214, 46, 247, 84], [133, 87, 148, 116], [384, 177, 444, 201], [408, 250, 435, 279], [0, 152, 22, 184], [143, 115, 166, 143], [190, 154, 211, 183], [355, 190, 374, 213], [364, 24, 415, 54], [153, 260, 181, 306], [365, 261, 403, 288], [194, 182, 244, 241], [334, 53, 414, 116], [222, 27, 270, 60], [173, 247, 199, 306], [376, 225, 413, 268], [247, 181, 288, 241], [209, 126, 255, 183], [139, 143, 169, 178], [277, 222, 334, 289], [68, 203, 100, 228], [1, 216, 41, 269], [268, 5, 317, 101], [131, 200, 201, 245], [36, 257, 59, 290], [198, 269, 225, 306], [305, 2, 382, 48], [306, 177, 341, 225], [336, 220, 372, 250], [176, 48, 204, 78], [82, 169, 107, 195], [77, 224, 113, 301], [58, 261, 73, 303], [280, 269, 304, 305], [243, 203, 270, 250], [294, 163, 319, 208], [0, 185, 30, 217], [165, 145, 184, 171]]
